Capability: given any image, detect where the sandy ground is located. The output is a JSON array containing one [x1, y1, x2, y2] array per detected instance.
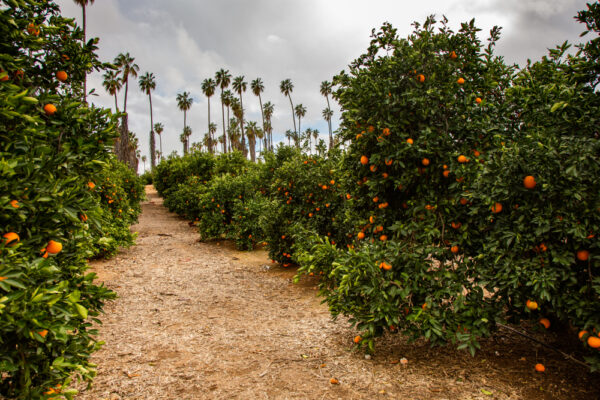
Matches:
[[75, 186, 599, 400]]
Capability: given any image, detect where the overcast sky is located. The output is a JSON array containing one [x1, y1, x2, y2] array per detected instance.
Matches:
[[54, 0, 592, 172]]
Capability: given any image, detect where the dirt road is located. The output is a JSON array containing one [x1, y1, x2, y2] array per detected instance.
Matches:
[[76, 186, 598, 400]]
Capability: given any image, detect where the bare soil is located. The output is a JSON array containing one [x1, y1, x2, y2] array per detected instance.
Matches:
[[76, 186, 599, 400]]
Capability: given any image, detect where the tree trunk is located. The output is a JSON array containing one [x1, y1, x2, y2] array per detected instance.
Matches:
[[149, 92, 156, 169], [220, 89, 226, 154], [249, 136, 256, 162], [114, 93, 119, 113], [239, 93, 246, 158], [326, 95, 333, 149], [207, 96, 212, 154], [226, 106, 231, 153], [288, 94, 296, 134], [258, 93, 265, 141], [297, 117, 301, 148], [82, 5, 87, 104], [159, 134, 162, 161]]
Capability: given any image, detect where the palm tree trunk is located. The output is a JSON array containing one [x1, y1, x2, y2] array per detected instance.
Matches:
[[183, 111, 187, 155], [159, 134, 162, 160], [298, 117, 301, 147], [240, 93, 246, 157], [207, 97, 212, 154], [220, 88, 226, 153], [123, 78, 129, 115], [258, 94, 265, 138], [114, 93, 119, 113], [326, 95, 333, 149], [149, 92, 155, 169], [82, 4, 87, 104], [288, 94, 296, 134]]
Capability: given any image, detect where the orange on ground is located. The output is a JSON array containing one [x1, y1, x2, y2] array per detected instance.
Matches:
[[523, 175, 536, 189], [577, 250, 589, 261], [3, 232, 19, 245], [46, 240, 62, 254], [421, 158, 430, 166], [535, 363, 545, 372], [330, 378, 340, 385], [539, 318, 550, 329], [360, 155, 369, 165], [354, 335, 362, 343], [457, 155, 467, 163], [56, 70, 68, 82], [491, 202, 503, 213], [526, 300, 538, 310], [43, 104, 57, 115], [588, 336, 600, 348]]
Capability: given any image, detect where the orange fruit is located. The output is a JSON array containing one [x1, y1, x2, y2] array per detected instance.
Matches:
[[382, 128, 390, 136], [491, 202, 503, 213], [367, 125, 375, 133], [376, 225, 383, 232], [330, 180, 335, 185], [87, 181, 95, 189], [385, 159, 393, 166], [56, 70, 68, 82], [459, 198, 468, 206], [450, 51, 457, 59], [346, 194, 351, 200], [360, 155, 369, 165], [535, 363, 545, 372], [10, 200, 19, 208], [43, 104, 57, 115], [370, 165, 377, 172], [523, 175, 536, 189], [577, 250, 589, 261], [450, 245, 459, 254], [457, 77, 465, 85], [588, 336, 600, 348], [526, 300, 538, 310], [473, 150, 481, 157], [380, 235, 388, 242], [457, 155, 467, 163], [354, 335, 362, 343], [405, 138, 414, 145], [443, 170, 450, 178], [381, 261, 392, 270], [451, 222, 461, 229], [421, 158, 430, 166], [3, 232, 19, 245], [475, 97, 482, 104], [417, 74, 425, 83], [539, 318, 550, 329], [372, 196, 379, 203], [579, 330, 588, 340], [46, 240, 62, 254], [382, 172, 389, 179], [330, 378, 340, 385], [308, 213, 313, 217], [357, 232, 365, 240], [38, 329, 48, 338]]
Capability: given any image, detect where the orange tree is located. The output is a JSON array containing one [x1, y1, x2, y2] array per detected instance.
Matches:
[[0, 0, 142, 397], [295, 18, 514, 353], [467, 3, 600, 369]]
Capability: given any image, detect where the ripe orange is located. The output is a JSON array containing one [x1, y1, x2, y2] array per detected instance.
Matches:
[[443, 170, 450, 178], [457, 155, 467, 163], [56, 70, 68, 82], [457, 77, 465, 85], [450, 51, 457, 59], [380, 235, 388, 242], [369, 216, 375, 223], [451, 222, 461, 229], [376, 225, 383, 232], [3, 232, 19, 245], [473, 150, 481, 157], [576, 250, 589, 261], [382, 172, 389, 179], [579, 330, 588, 340], [526, 300, 538, 310], [523, 175, 536, 189], [450, 245, 459, 254], [330, 180, 335, 185], [330, 378, 339, 385], [535, 363, 545, 372], [370, 165, 377, 172], [38, 329, 48, 338], [406, 138, 413, 144], [367, 125, 375, 133], [346, 193, 352, 200], [385, 159, 393, 166], [417, 74, 425, 83], [491, 202, 503, 213], [475, 97, 482, 104], [357, 232, 365, 240], [459, 198, 468, 206], [381, 261, 392, 270], [46, 240, 62, 254], [360, 155, 369, 165], [372, 196, 379, 203], [588, 336, 600, 348], [43, 104, 57, 115], [87, 181, 95, 189], [539, 318, 550, 329], [10, 200, 19, 208], [353, 335, 362, 343], [421, 158, 430, 166], [382, 128, 390, 136]]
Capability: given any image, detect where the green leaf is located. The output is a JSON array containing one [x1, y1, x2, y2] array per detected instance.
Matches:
[[75, 303, 88, 319]]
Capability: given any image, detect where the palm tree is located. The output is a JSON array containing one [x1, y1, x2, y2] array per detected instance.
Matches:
[[263, 101, 274, 151], [251, 78, 266, 136], [294, 104, 306, 140], [154, 122, 164, 161], [246, 121, 258, 162], [114, 52, 139, 116], [72, 0, 95, 102], [322, 107, 333, 149], [102, 69, 122, 113], [228, 117, 240, 151], [139, 72, 157, 169], [232, 76, 247, 156], [285, 129, 293, 146], [215, 69, 231, 153], [222, 90, 234, 152], [176, 91, 193, 154], [181, 126, 192, 154], [209, 122, 217, 153], [201, 78, 217, 154], [256, 126, 264, 156], [280, 79, 296, 134], [312, 128, 319, 154], [320, 80, 333, 148], [141, 155, 147, 171]]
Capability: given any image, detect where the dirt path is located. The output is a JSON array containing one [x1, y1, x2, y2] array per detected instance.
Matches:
[[77, 186, 598, 400]]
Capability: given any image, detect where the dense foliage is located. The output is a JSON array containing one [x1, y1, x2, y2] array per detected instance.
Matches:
[[0, 0, 143, 398]]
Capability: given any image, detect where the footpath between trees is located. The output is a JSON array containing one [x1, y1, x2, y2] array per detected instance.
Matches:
[[77, 186, 598, 400]]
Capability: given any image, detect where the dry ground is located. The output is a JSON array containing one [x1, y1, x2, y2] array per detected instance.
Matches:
[[76, 186, 599, 400]]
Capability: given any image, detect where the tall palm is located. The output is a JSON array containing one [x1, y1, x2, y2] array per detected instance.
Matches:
[[312, 129, 319, 154], [246, 121, 258, 162], [263, 101, 274, 151], [114, 52, 139, 116], [232, 76, 247, 156], [294, 104, 306, 140], [222, 90, 234, 152], [280, 79, 296, 134], [201, 78, 217, 154], [215, 69, 231, 153], [72, 0, 95, 102], [304, 128, 312, 153], [209, 122, 217, 153], [182, 126, 192, 154], [176, 91, 193, 154], [154, 122, 164, 161], [251, 78, 266, 136], [320, 81, 333, 148], [322, 107, 334, 149], [139, 72, 157, 169], [141, 155, 147, 171], [102, 69, 122, 113], [285, 129, 293, 146]]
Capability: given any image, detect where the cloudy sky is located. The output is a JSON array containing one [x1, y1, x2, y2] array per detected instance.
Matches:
[[55, 0, 592, 172]]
